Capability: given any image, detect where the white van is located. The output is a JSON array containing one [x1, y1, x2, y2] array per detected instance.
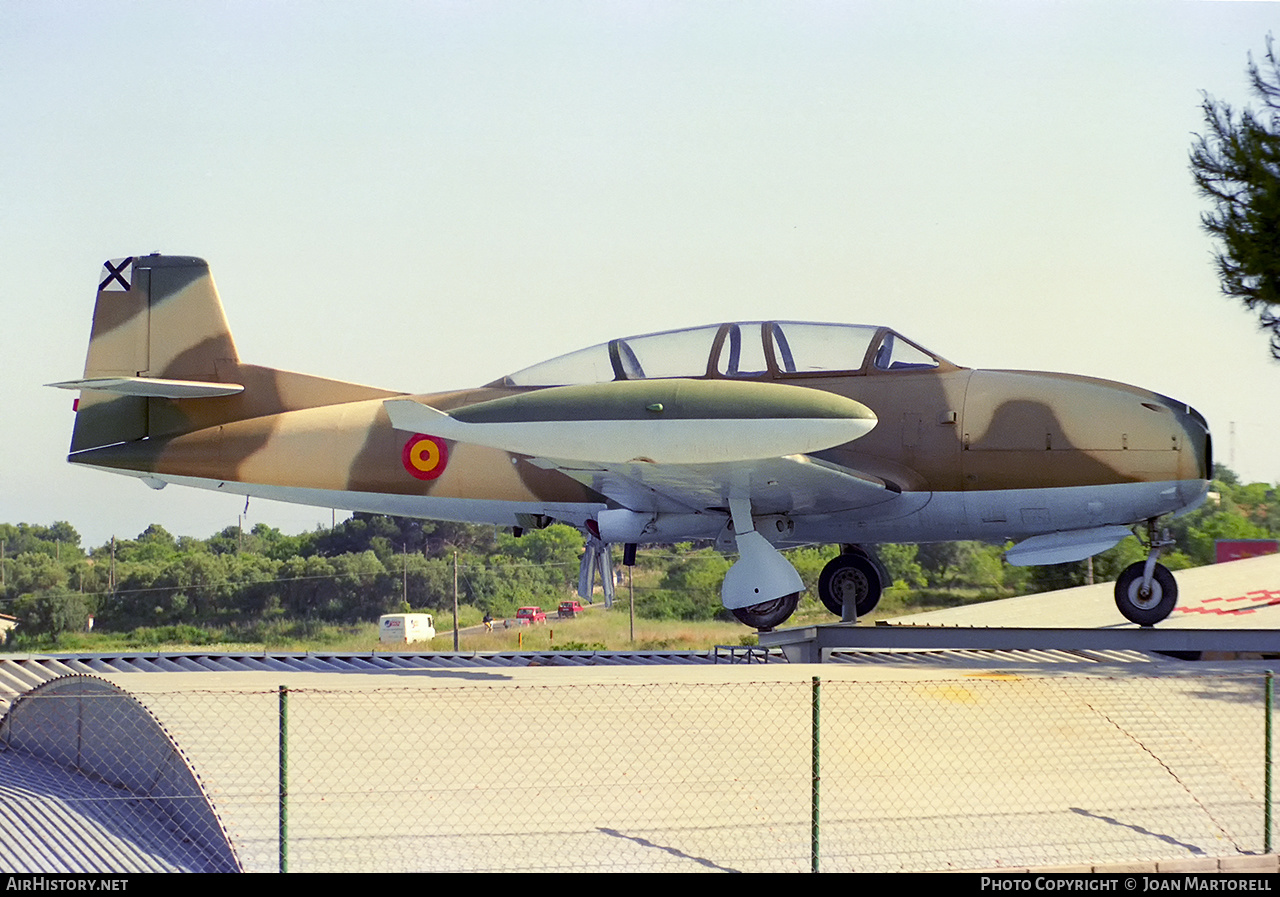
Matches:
[[378, 613, 436, 644]]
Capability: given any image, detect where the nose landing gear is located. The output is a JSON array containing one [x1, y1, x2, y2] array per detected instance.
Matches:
[[1114, 520, 1178, 626]]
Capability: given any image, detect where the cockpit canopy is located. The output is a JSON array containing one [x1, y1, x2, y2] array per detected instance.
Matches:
[[497, 321, 953, 387]]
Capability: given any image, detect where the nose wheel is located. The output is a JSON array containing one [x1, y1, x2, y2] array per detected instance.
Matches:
[[1114, 520, 1179, 626], [1114, 563, 1177, 626]]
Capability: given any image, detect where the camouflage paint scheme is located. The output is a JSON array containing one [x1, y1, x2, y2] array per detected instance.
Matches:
[[55, 255, 1212, 627]]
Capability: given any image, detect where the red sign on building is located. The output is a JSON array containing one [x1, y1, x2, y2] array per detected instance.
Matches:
[[1214, 540, 1280, 563]]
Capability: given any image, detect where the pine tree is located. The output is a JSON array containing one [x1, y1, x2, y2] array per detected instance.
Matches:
[[1191, 36, 1280, 357]]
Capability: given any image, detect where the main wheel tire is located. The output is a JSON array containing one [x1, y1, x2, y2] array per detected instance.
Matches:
[[731, 592, 800, 631], [818, 553, 883, 618], [1114, 562, 1178, 626], [842, 545, 890, 593]]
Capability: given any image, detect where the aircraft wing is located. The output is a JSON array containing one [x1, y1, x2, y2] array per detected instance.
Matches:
[[385, 380, 902, 529], [530, 453, 900, 519]]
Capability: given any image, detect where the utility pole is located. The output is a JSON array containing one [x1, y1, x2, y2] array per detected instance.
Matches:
[[623, 543, 637, 643], [452, 550, 459, 651]]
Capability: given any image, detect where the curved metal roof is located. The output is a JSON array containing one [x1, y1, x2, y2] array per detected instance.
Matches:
[[0, 675, 240, 873]]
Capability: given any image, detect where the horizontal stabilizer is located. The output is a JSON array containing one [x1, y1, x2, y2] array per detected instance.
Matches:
[[48, 377, 245, 399], [1005, 525, 1133, 567]]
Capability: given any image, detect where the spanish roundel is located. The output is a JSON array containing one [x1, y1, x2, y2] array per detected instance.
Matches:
[[402, 433, 448, 481]]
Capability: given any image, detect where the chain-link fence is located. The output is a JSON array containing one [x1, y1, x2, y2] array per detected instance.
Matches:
[[1, 672, 1274, 872]]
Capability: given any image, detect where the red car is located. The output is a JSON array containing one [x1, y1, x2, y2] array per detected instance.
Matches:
[[558, 601, 585, 619], [515, 606, 547, 625]]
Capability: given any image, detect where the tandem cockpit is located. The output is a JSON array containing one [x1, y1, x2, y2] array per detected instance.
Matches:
[[492, 322, 959, 387]]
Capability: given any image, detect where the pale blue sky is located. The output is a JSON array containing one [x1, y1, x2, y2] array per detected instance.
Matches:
[[3, 1, 1278, 548]]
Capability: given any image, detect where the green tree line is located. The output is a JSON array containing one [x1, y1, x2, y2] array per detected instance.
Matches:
[[0, 515, 583, 644]]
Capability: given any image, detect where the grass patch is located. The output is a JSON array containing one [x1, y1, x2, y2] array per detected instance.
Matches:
[[454, 605, 755, 653], [4, 584, 1015, 656]]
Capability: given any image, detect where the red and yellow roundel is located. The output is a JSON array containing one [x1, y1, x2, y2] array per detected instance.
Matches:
[[401, 434, 448, 480]]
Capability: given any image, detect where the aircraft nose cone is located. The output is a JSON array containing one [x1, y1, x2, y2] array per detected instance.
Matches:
[[1152, 391, 1208, 486], [1157, 393, 1212, 481], [1186, 403, 1212, 481]]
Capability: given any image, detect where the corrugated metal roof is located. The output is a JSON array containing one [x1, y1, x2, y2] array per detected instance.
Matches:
[[0, 749, 221, 873], [824, 646, 1156, 666], [0, 642, 1172, 710], [0, 650, 726, 706], [0, 676, 241, 873]]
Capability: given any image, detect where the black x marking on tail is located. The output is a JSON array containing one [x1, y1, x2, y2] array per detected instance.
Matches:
[[99, 257, 134, 292]]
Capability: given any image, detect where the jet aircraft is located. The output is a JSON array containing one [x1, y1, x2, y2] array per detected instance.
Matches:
[[52, 255, 1212, 630]]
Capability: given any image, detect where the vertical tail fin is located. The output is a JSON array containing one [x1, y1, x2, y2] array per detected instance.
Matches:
[[85, 254, 239, 381], [61, 255, 242, 451]]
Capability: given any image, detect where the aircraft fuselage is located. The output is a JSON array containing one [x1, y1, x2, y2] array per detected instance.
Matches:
[[57, 255, 1212, 629]]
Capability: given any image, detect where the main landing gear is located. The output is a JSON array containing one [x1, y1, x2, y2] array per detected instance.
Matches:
[[731, 544, 887, 629], [817, 546, 885, 621], [1114, 520, 1179, 627], [722, 499, 805, 632]]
